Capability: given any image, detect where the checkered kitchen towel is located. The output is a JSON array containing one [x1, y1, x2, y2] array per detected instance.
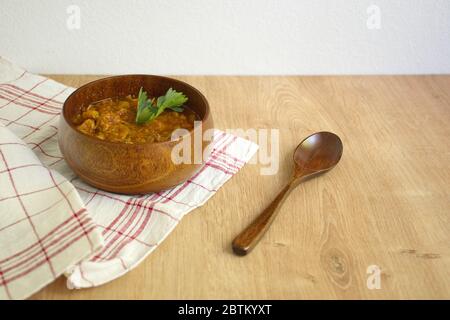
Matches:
[[0, 58, 258, 299]]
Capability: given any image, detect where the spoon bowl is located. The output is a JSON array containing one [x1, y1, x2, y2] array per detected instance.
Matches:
[[294, 131, 343, 174]]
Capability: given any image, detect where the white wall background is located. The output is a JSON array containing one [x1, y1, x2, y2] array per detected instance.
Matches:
[[1, 0, 449, 75]]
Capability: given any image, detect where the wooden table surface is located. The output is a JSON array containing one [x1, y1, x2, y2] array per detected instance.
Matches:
[[32, 75, 450, 300]]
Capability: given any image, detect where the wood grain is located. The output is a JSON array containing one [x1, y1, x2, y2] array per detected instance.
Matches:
[[32, 75, 450, 299]]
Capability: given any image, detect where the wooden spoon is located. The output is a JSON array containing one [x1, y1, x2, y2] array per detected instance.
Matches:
[[232, 131, 343, 256]]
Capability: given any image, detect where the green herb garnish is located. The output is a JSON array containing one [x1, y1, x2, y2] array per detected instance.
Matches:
[[135, 87, 188, 125]]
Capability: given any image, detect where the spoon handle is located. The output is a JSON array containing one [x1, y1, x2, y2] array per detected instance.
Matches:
[[232, 182, 295, 256]]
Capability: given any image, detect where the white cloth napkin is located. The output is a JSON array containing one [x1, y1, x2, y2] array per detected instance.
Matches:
[[0, 57, 258, 299]]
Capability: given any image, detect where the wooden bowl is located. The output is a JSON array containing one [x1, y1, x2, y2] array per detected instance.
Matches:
[[58, 75, 213, 194]]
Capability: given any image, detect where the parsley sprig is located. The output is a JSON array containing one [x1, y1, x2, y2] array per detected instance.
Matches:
[[135, 87, 188, 125]]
